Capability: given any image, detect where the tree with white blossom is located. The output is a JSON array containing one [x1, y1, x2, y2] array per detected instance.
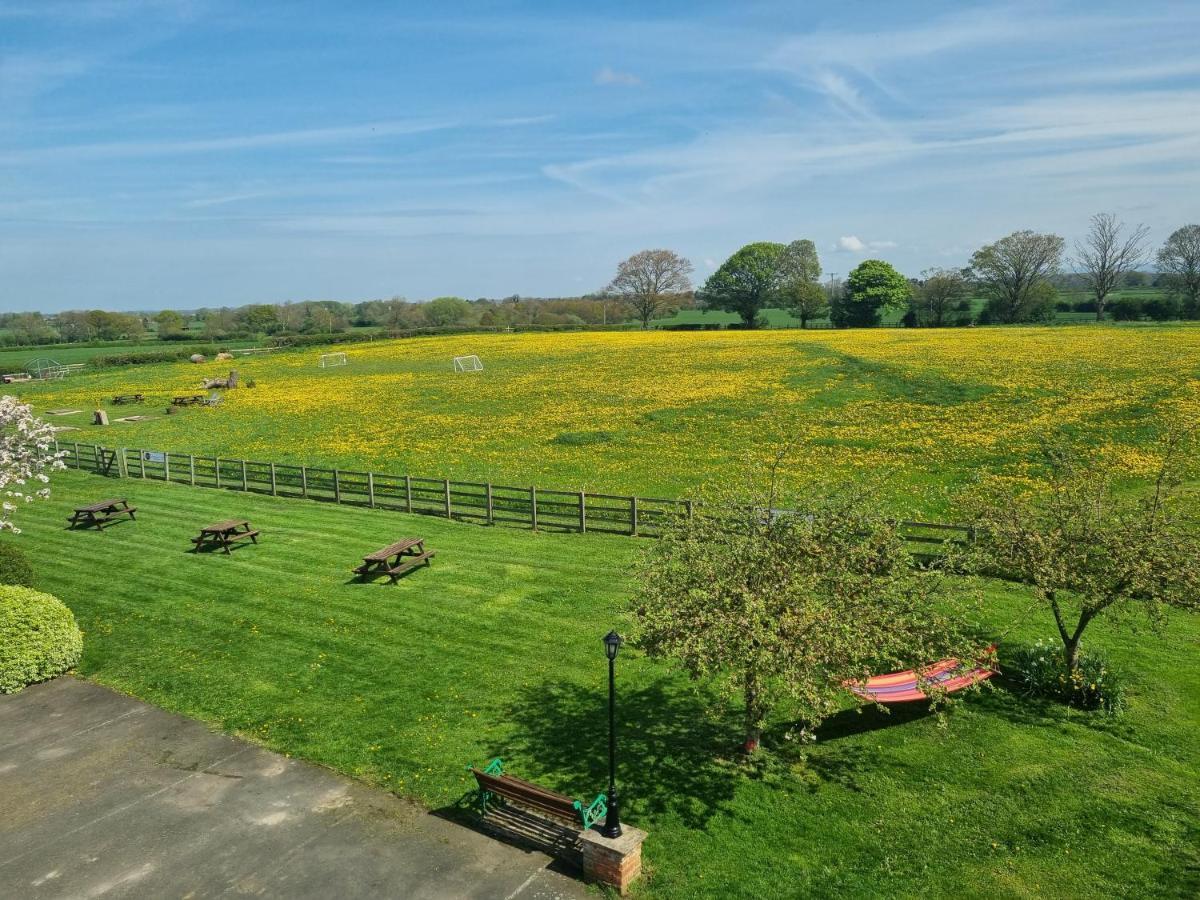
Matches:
[[0, 396, 66, 533]]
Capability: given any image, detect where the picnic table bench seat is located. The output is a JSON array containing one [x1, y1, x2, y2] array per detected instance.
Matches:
[[353, 538, 434, 582], [68, 498, 136, 529], [467, 758, 606, 831], [192, 519, 259, 554], [111, 393, 145, 405]]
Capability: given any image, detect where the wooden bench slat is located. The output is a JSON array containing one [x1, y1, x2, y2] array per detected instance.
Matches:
[[201, 519, 250, 532], [384, 551, 434, 574], [75, 499, 128, 513], [472, 771, 578, 821], [362, 538, 424, 561]]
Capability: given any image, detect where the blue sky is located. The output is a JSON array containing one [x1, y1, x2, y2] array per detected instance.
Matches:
[[2, 0, 1199, 312]]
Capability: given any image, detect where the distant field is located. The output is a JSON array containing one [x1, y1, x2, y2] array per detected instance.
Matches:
[[15, 326, 1200, 516], [0, 339, 260, 371]]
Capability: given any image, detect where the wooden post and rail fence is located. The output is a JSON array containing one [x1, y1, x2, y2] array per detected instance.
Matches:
[[51, 440, 974, 550]]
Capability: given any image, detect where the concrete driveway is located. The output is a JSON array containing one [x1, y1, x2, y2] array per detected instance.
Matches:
[[0, 677, 588, 899]]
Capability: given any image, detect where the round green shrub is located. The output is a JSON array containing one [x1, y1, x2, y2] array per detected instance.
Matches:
[[0, 542, 36, 588], [0, 586, 83, 693]]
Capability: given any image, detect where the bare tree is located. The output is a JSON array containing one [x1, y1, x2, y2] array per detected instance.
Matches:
[[1157, 224, 1200, 318], [969, 230, 1065, 323], [607, 249, 693, 328], [914, 267, 970, 327], [1074, 213, 1149, 321]]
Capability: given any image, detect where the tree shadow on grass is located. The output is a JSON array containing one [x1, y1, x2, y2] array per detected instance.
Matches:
[[966, 675, 1140, 743], [498, 677, 748, 831]]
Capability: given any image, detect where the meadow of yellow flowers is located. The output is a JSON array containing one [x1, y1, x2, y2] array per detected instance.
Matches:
[[19, 326, 1200, 514]]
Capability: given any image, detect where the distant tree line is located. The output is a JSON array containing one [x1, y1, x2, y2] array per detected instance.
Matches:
[[685, 217, 1200, 328], [3, 218, 1197, 347], [0, 293, 695, 349]]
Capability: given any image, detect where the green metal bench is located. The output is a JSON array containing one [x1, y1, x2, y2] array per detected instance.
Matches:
[[466, 757, 607, 831]]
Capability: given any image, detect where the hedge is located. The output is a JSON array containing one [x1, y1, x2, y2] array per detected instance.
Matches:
[[0, 542, 35, 588], [0, 586, 84, 693], [91, 346, 221, 367]]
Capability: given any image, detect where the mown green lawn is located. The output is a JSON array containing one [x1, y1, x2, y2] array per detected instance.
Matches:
[[9, 471, 1199, 898]]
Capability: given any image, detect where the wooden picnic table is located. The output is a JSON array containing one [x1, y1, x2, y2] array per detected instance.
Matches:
[[172, 394, 206, 407], [111, 393, 145, 405], [192, 518, 260, 554], [353, 538, 435, 582], [68, 498, 137, 530]]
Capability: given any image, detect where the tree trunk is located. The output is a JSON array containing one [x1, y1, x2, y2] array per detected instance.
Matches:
[[1063, 636, 1081, 671], [743, 671, 764, 753]]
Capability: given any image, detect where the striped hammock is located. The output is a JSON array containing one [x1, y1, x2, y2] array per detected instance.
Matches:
[[848, 654, 996, 704]]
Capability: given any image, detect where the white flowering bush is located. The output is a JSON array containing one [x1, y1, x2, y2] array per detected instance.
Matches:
[[0, 396, 66, 534]]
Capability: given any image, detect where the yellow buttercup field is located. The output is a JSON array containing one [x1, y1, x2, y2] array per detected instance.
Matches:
[[19, 326, 1200, 514]]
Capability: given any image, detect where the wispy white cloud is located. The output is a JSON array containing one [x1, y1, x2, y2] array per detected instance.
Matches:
[[594, 66, 641, 87], [0, 119, 459, 164]]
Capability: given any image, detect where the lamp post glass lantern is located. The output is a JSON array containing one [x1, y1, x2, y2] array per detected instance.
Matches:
[[602, 630, 623, 838]]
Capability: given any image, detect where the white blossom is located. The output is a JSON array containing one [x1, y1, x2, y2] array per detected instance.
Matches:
[[0, 396, 66, 532]]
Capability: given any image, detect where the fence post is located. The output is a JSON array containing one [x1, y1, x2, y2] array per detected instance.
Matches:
[[333, 469, 341, 503], [140, 450, 147, 479], [189, 454, 195, 486], [241, 460, 248, 492], [405, 475, 413, 512], [444, 479, 452, 518], [531, 486, 538, 531], [300, 466, 308, 498], [215, 457, 221, 489], [630, 496, 638, 536], [685, 499, 693, 520], [164, 452, 170, 482], [73, 442, 80, 469], [270, 462, 277, 496], [579, 491, 586, 533], [367, 472, 375, 508], [486, 483, 494, 525]]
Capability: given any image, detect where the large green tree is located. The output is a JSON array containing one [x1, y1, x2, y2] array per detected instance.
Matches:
[[970, 433, 1199, 673], [832, 259, 910, 327], [423, 296, 473, 327], [776, 239, 826, 327], [153, 309, 186, 338], [699, 242, 786, 327], [969, 230, 1065, 323], [634, 463, 982, 751]]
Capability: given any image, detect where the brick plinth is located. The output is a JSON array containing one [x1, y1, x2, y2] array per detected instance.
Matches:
[[580, 824, 647, 896]]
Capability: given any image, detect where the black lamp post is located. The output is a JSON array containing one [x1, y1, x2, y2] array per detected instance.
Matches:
[[602, 629, 623, 839]]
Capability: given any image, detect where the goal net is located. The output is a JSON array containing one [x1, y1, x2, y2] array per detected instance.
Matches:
[[318, 352, 347, 368], [453, 355, 484, 372]]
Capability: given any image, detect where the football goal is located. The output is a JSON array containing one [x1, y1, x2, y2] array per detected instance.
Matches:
[[453, 355, 484, 372], [318, 352, 347, 368]]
